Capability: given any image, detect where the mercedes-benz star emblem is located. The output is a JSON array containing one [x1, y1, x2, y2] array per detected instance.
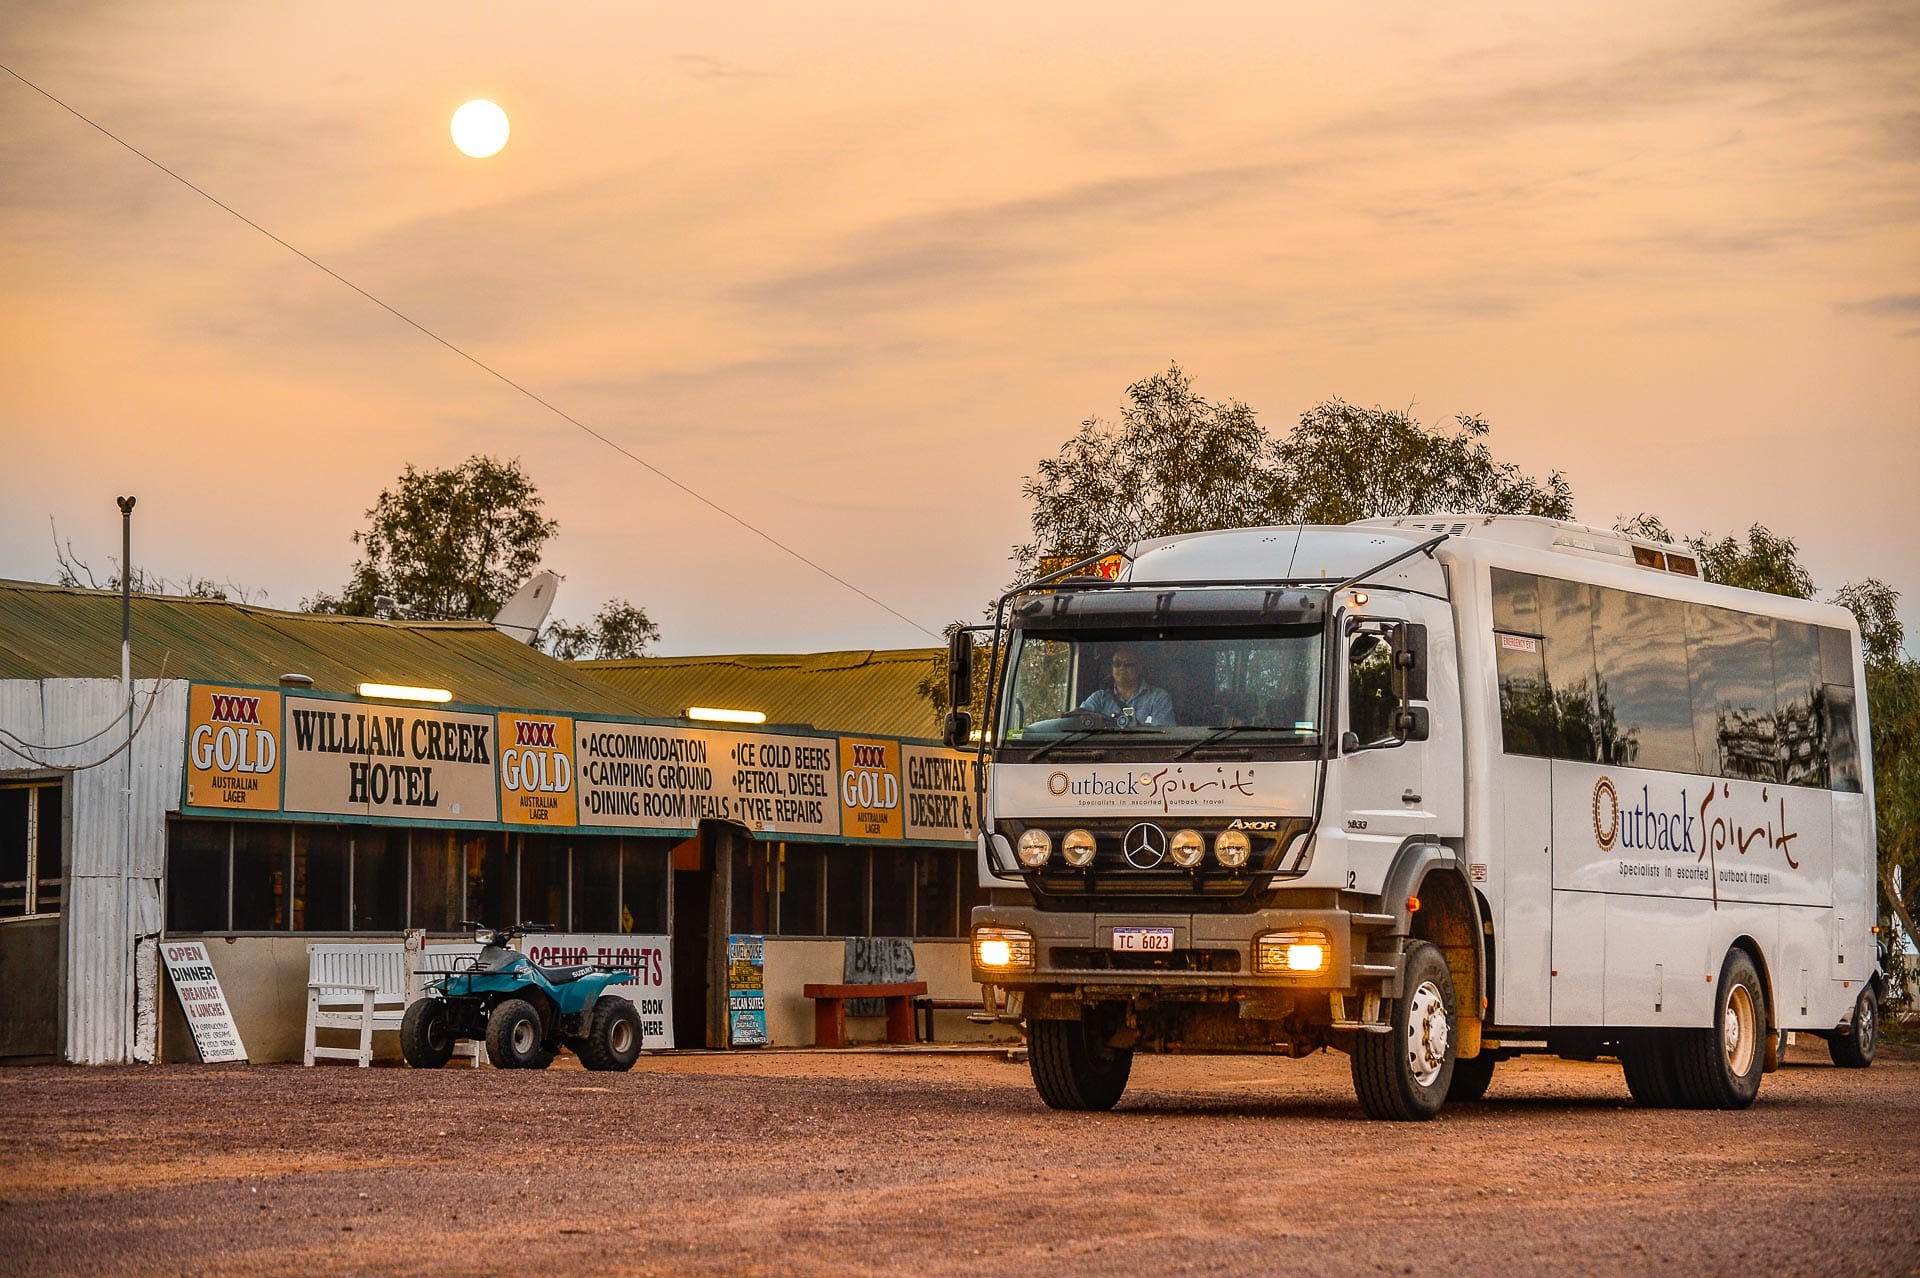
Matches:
[[1122, 822, 1168, 869]]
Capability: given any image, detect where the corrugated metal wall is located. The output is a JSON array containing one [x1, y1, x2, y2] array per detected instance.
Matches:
[[0, 677, 184, 1064]]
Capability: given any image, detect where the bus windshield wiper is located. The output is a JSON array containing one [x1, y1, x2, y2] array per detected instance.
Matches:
[[1171, 725, 1298, 760], [1027, 729, 1106, 762]]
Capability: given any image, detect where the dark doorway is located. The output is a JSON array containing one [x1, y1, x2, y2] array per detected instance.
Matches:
[[671, 862, 710, 1049]]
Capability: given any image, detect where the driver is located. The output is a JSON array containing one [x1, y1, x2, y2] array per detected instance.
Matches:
[[1080, 647, 1176, 726]]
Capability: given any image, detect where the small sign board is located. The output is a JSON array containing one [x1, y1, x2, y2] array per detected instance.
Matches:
[[727, 934, 768, 1047], [844, 936, 915, 1017], [161, 941, 248, 1063]]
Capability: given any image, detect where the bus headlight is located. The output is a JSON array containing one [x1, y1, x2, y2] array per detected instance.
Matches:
[[974, 927, 1034, 970], [1016, 829, 1053, 868], [1213, 829, 1252, 868], [1256, 929, 1330, 974], [1169, 829, 1205, 868], [1061, 828, 1097, 868]]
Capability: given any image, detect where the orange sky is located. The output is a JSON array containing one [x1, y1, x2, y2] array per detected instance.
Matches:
[[2, 1, 1916, 654]]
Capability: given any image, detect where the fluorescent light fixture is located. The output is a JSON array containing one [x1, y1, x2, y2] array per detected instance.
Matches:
[[358, 682, 453, 704], [686, 706, 767, 724]]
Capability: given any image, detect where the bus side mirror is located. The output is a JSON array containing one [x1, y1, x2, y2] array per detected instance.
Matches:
[[1392, 622, 1428, 703], [947, 631, 974, 711], [1393, 705, 1430, 742], [943, 710, 973, 750]]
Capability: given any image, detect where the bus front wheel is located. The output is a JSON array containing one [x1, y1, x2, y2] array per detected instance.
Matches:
[[1351, 940, 1456, 1121], [1029, 1009, 1132, 1111]]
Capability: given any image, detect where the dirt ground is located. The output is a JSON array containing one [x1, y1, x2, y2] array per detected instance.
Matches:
[[2, 1040, 1916, 1277]]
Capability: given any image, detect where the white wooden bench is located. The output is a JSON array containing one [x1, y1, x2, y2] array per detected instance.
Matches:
[[304, 938, 487, 1067]]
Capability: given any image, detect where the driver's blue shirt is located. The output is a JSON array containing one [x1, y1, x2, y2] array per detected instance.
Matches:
[[1080, 683, 1176, 726]]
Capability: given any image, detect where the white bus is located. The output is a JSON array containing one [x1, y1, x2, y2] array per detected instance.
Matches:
[[945, 515, 1884, 1119]]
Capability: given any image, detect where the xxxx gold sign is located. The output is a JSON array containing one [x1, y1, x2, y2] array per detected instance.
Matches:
[[184, 686, 282, 811], [498, 712, 577, 826], [839, 738, 902, 840]]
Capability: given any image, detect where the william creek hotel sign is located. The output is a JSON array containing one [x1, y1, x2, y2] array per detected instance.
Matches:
[[181, 683, 980, 845]]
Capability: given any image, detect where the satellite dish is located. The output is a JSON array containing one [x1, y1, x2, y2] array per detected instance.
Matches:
[[492, 570, 561, 644]]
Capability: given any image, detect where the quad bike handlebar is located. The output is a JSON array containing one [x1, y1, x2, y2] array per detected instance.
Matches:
[[457, 920, 557, 946]]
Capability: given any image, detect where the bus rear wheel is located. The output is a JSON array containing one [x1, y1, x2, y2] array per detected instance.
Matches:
[[1351, 941, 1456, 1121], [1672, 949, 1766, 1109], [1028, 1009, 1132, 1111], [1828, 985, 1877, 1069], [1620, 1032, 1684, 1108]]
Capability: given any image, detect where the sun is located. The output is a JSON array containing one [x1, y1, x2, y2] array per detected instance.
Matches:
[[450, 100, 510, 158]]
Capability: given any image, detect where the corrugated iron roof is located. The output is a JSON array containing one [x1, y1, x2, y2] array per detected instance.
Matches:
[[0, 579, 668, 717], [577, 648, 945, 740]]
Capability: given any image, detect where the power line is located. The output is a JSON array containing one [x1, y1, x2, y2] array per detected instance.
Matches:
[[0, 62, 938, 640]]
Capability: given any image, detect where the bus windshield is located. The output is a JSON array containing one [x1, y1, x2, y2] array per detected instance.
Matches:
[[997, 627, 1323, 745]]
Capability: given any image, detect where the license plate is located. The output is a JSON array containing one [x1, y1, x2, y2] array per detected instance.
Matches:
[[1111, 927, 1174, 953]]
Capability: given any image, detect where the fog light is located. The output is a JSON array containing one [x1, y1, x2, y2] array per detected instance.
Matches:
[[1169, 828, 1205, 868], [974, 927, 1034, 970], [1214, 829, 1252, 868], [1256, 929, 1331, 974], [1016, 829, 1053, 868], [1062, 828, 1097, 868]]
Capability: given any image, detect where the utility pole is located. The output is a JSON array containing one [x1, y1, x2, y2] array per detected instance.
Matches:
[[117, 495, 136, 1063]]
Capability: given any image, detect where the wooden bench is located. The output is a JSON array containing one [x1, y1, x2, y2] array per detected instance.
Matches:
[[304, 941, 486, 1067], [802, 981, 927, 1048]]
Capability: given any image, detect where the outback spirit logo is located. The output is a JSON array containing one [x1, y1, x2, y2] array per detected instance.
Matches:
[[1590, 775, 1801, 870], [1047, 766, 1256, 814]]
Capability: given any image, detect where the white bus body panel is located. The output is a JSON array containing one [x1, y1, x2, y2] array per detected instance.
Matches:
[[1495, 755, 1553, 1026]]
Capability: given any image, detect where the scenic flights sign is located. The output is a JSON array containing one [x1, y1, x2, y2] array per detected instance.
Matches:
[[181, 683, 982, 845]]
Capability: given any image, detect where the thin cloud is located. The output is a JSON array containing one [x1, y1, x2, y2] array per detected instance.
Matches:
[[1836, 293, 1920, 316]]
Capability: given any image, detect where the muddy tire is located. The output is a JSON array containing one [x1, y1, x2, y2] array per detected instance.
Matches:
[[1828, 985, 1877, 1069], [486, 998, 548, 1070], [1351, 940, 1456, 1121], [400, 999, 456, 1070], [579, 998, 644, 1072], [1620, 1032, 1685, 1108], [1029, 1012, 1132, 1111], [1672, 949, 1766, 1109], [1447, 1052, 1497, 1102]]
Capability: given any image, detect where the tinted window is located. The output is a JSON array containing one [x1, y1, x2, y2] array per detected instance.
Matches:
[[167, 820, 230, 933], [465, 832, 513, 929], [353, 827, 407, 932], [620, 838, 668, 933], [776, 843, 826, 937], [871, 851, 915, 935], [826, 846, 870, 936], [1491, 567, 1539, 634], [1496, 633, 1555, 757], [1347, 633, 1397, 746], [293, 825, 351, 931], [574, 839, 620, 933], [1593, 588, 1695, 773], [519, 834, 568, 927], [232, 823, 289, 930], [1773, 620, 1825, 787], [1686, 605, 1777, 783], [410, 831, 462, 931], [916, 850, 961, 938], [1824, 685, 1864, 793], [1539, 577, 1601, 761]]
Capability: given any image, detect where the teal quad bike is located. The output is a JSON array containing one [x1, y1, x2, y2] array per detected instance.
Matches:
[[401, 921, 644, 1071]]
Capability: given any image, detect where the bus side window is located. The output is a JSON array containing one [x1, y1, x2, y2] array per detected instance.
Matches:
[[1347, 633, 1397, 745]]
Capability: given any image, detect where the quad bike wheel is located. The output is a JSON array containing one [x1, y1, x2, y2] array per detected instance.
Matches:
[[400, 999, 455, 1069], [578, 997, 644, 1072], [487, 998, 553, 1069]]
